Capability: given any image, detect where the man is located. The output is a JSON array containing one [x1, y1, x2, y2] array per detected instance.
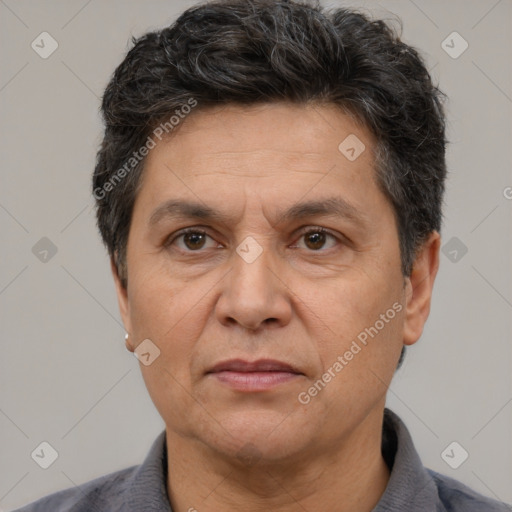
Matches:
[[16, 0, 511, 510]]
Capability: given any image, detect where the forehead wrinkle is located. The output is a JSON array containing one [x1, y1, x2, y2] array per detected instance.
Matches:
[[188, 168, 327, 178], [170, 147, 331, 177], [194, 150, 325, 156]]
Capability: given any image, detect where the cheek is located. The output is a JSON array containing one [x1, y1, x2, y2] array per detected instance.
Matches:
[[305, 271, 405, 384], [127, 272, 201, 367], [128, 275, 211, 431], [309, 273, 396, 333]]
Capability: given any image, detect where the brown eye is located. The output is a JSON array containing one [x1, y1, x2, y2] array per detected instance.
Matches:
[[304, 231, 327, 250], [295, 228, 338, 251], [168, 229, 218, 252], [183, 232, 207, 250]]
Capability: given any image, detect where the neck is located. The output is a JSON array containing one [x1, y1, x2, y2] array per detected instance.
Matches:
[[166, 409, 390, 512]]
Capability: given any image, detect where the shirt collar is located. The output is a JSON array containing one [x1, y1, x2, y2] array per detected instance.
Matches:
[[125, 430, 172, 511], [372, 408, 441, 511], [124, 408, 440, 511]]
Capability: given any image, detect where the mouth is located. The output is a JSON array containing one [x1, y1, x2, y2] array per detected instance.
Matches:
[[206, 359, 303, 392]]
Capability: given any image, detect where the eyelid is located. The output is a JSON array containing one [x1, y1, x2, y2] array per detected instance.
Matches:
[[295, 225, 337, 237]]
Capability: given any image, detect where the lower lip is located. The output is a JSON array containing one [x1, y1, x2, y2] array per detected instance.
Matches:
[[210, 371, 300, 391]]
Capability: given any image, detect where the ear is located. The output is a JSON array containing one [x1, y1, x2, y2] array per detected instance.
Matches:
[[403, 231, 441, 346], [110, 256, 134, 352]]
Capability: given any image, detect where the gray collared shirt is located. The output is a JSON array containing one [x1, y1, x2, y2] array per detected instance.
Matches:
[[15, 409, 511, 511]]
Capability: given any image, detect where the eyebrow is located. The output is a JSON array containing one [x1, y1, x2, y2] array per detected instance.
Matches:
[[149, 199, 231, 226], [274, 196, 367, 227], [148, 196, 368, 228]]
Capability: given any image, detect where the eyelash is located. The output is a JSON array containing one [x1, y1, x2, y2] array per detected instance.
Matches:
[[166, 226, 341, 252]]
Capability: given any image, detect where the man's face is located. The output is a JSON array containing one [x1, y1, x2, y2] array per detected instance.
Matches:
[[116, 103, 412, 461]]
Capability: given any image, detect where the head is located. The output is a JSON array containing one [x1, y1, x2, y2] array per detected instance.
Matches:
[[93, 0, 445, 463]]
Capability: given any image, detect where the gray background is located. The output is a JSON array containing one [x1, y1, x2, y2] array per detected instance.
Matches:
[[1, 0, 511, 509]]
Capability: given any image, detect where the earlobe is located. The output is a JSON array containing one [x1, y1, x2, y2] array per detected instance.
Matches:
[[403, 232, 441, 346], [125, 333, 134, 353], [110, 255, 132, 337]]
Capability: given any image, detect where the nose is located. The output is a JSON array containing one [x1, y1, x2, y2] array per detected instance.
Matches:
[[215, 241, 292, 332]]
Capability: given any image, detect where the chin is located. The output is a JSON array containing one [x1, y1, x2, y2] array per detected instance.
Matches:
[[199, 408, 310, 463]]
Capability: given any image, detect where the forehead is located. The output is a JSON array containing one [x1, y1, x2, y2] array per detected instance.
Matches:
[[148, 102, 375, 176], [134, 102, 388, 227]]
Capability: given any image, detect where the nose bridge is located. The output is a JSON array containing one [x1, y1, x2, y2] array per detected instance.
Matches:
[[233, 236, 272, 293], [216, 235, 291, 330]]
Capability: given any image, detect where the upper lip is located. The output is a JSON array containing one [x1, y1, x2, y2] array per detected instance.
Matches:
[[207, 358, 302, 374]]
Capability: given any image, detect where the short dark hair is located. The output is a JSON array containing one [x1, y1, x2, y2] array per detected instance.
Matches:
[[93, 0, 447, 291]]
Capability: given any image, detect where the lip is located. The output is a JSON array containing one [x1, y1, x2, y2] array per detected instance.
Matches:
[[208, 358, 301, 374], [207, 359, 303, 392]]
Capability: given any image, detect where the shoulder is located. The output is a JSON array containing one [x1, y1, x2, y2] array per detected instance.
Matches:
[[12, 465, 137, 512], [13, 430, 170, 512], [427, 469, 512, 512]]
